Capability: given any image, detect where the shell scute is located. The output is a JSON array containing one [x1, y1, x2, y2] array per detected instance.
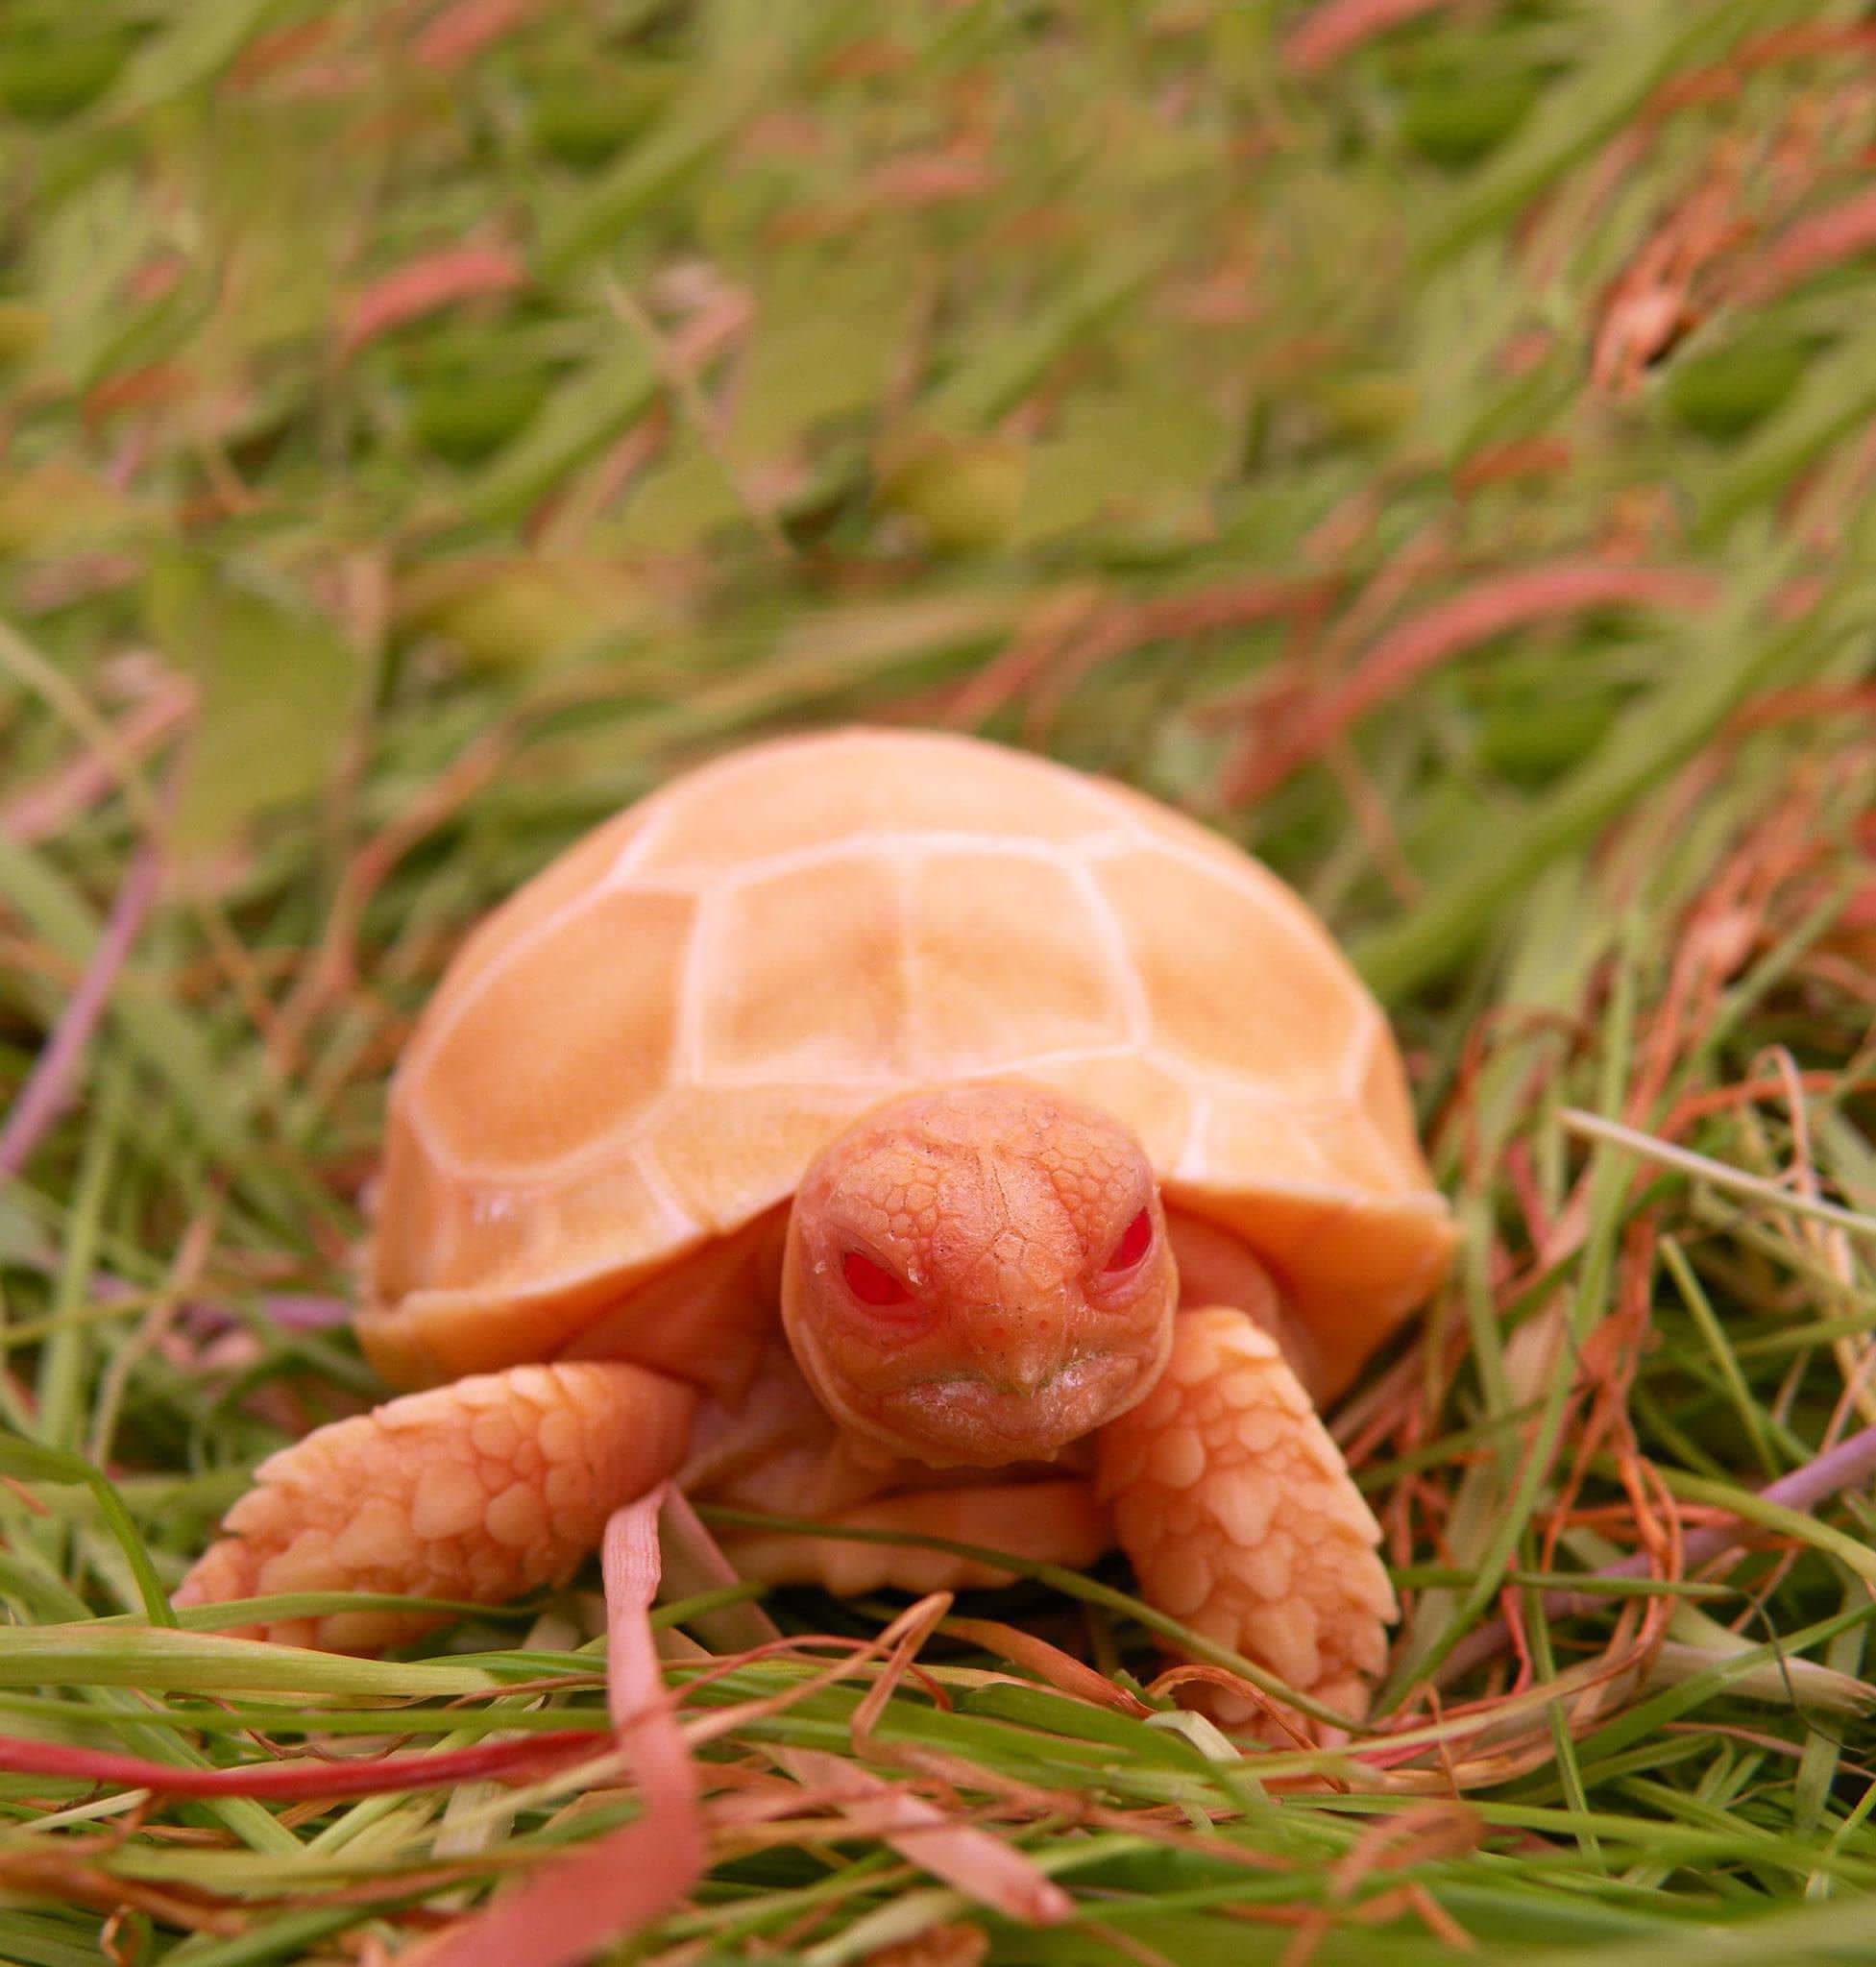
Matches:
[[415, 886, 693, 1171], [906, 849, 1130, 1067], [647, 1085, 872, 1233], [367, 729, 1454, 1395], [1096, 847, 1361, 1096], [701, 855, 907, 1083], [635, 728, 1116, 876], [420, 804, 650, 1035]]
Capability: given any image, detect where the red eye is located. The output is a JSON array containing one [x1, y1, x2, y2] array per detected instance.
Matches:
[[1104, 1207, 1154, 1274], [842, 1251, 914, 1308]]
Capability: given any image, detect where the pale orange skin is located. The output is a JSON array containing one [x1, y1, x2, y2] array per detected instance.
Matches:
[[179, 732, 1453, 1723]]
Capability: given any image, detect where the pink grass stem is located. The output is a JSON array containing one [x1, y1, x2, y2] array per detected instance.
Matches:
[[659, 1487, 783, 1653], [1282, 0, 1461, 73], [1227, 564, 1717, 804], [0, 684, 192, 845], [1435, 1421, 1876, 1686], [421, 1488, 704, 1967], [780, 1746, 1074, 1924], [259, 1294, 355, 1331], [1739, 185, 1876, 306], [339, 244, 524, 356], [412, 0, 542, 71], [0, 1729, 597, 1801], [0, 842, 161, 1179]]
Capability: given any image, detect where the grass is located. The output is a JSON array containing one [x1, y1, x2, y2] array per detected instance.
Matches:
[[2, 0, 1876, 1960]]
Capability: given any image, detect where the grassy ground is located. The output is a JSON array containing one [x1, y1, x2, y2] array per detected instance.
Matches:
[[2, 0, 1876, 1960]]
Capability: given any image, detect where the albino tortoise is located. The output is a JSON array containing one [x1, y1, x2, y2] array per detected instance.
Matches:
[[182, 728, 1454, 1719]]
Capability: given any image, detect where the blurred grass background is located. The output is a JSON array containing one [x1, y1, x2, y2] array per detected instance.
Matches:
[[3, 0, 1876, 1961]]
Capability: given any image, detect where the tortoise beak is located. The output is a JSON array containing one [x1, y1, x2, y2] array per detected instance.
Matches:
[[882, 1349, 1153, 1466], [963, 1310, 1067, 1397]]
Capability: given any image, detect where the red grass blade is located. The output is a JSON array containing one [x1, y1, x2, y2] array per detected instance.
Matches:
[[1741, 186, 1876, 305], [1, 681, 192, 844], [942, 1615, 1152, 1717], [418, 1488, 704, 1967], [339, 245, 524, 355], [778, 1747, 1073, 1926], [1222, 564, 1717, 805], [0, 840, 161, 1178], [1282, 0, 1459, 74], [411, 0, 542, 72], [0, 1729, 597, 1800]]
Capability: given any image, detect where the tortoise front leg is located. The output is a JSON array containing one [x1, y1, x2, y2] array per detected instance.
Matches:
[[177, 1364, 696, 1652], [1096, 1308, 1395, 1726]]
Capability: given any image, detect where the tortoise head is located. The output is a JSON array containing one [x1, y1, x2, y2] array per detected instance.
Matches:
[[781, 1082, 1176, 1469]]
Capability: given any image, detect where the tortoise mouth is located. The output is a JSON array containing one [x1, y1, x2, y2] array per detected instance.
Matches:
[[870, 1351, 1152, 1468]]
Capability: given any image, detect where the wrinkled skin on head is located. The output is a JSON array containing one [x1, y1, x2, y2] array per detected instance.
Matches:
[[781, 1081, 1177, 1468]]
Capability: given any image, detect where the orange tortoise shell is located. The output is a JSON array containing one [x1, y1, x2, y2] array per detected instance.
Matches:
[[361, 729, 1454, 1399]]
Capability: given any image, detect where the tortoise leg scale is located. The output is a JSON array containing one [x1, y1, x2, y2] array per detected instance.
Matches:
[[176, 1363, 695, 1651], [1096, 1307, 1396, 1726]]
